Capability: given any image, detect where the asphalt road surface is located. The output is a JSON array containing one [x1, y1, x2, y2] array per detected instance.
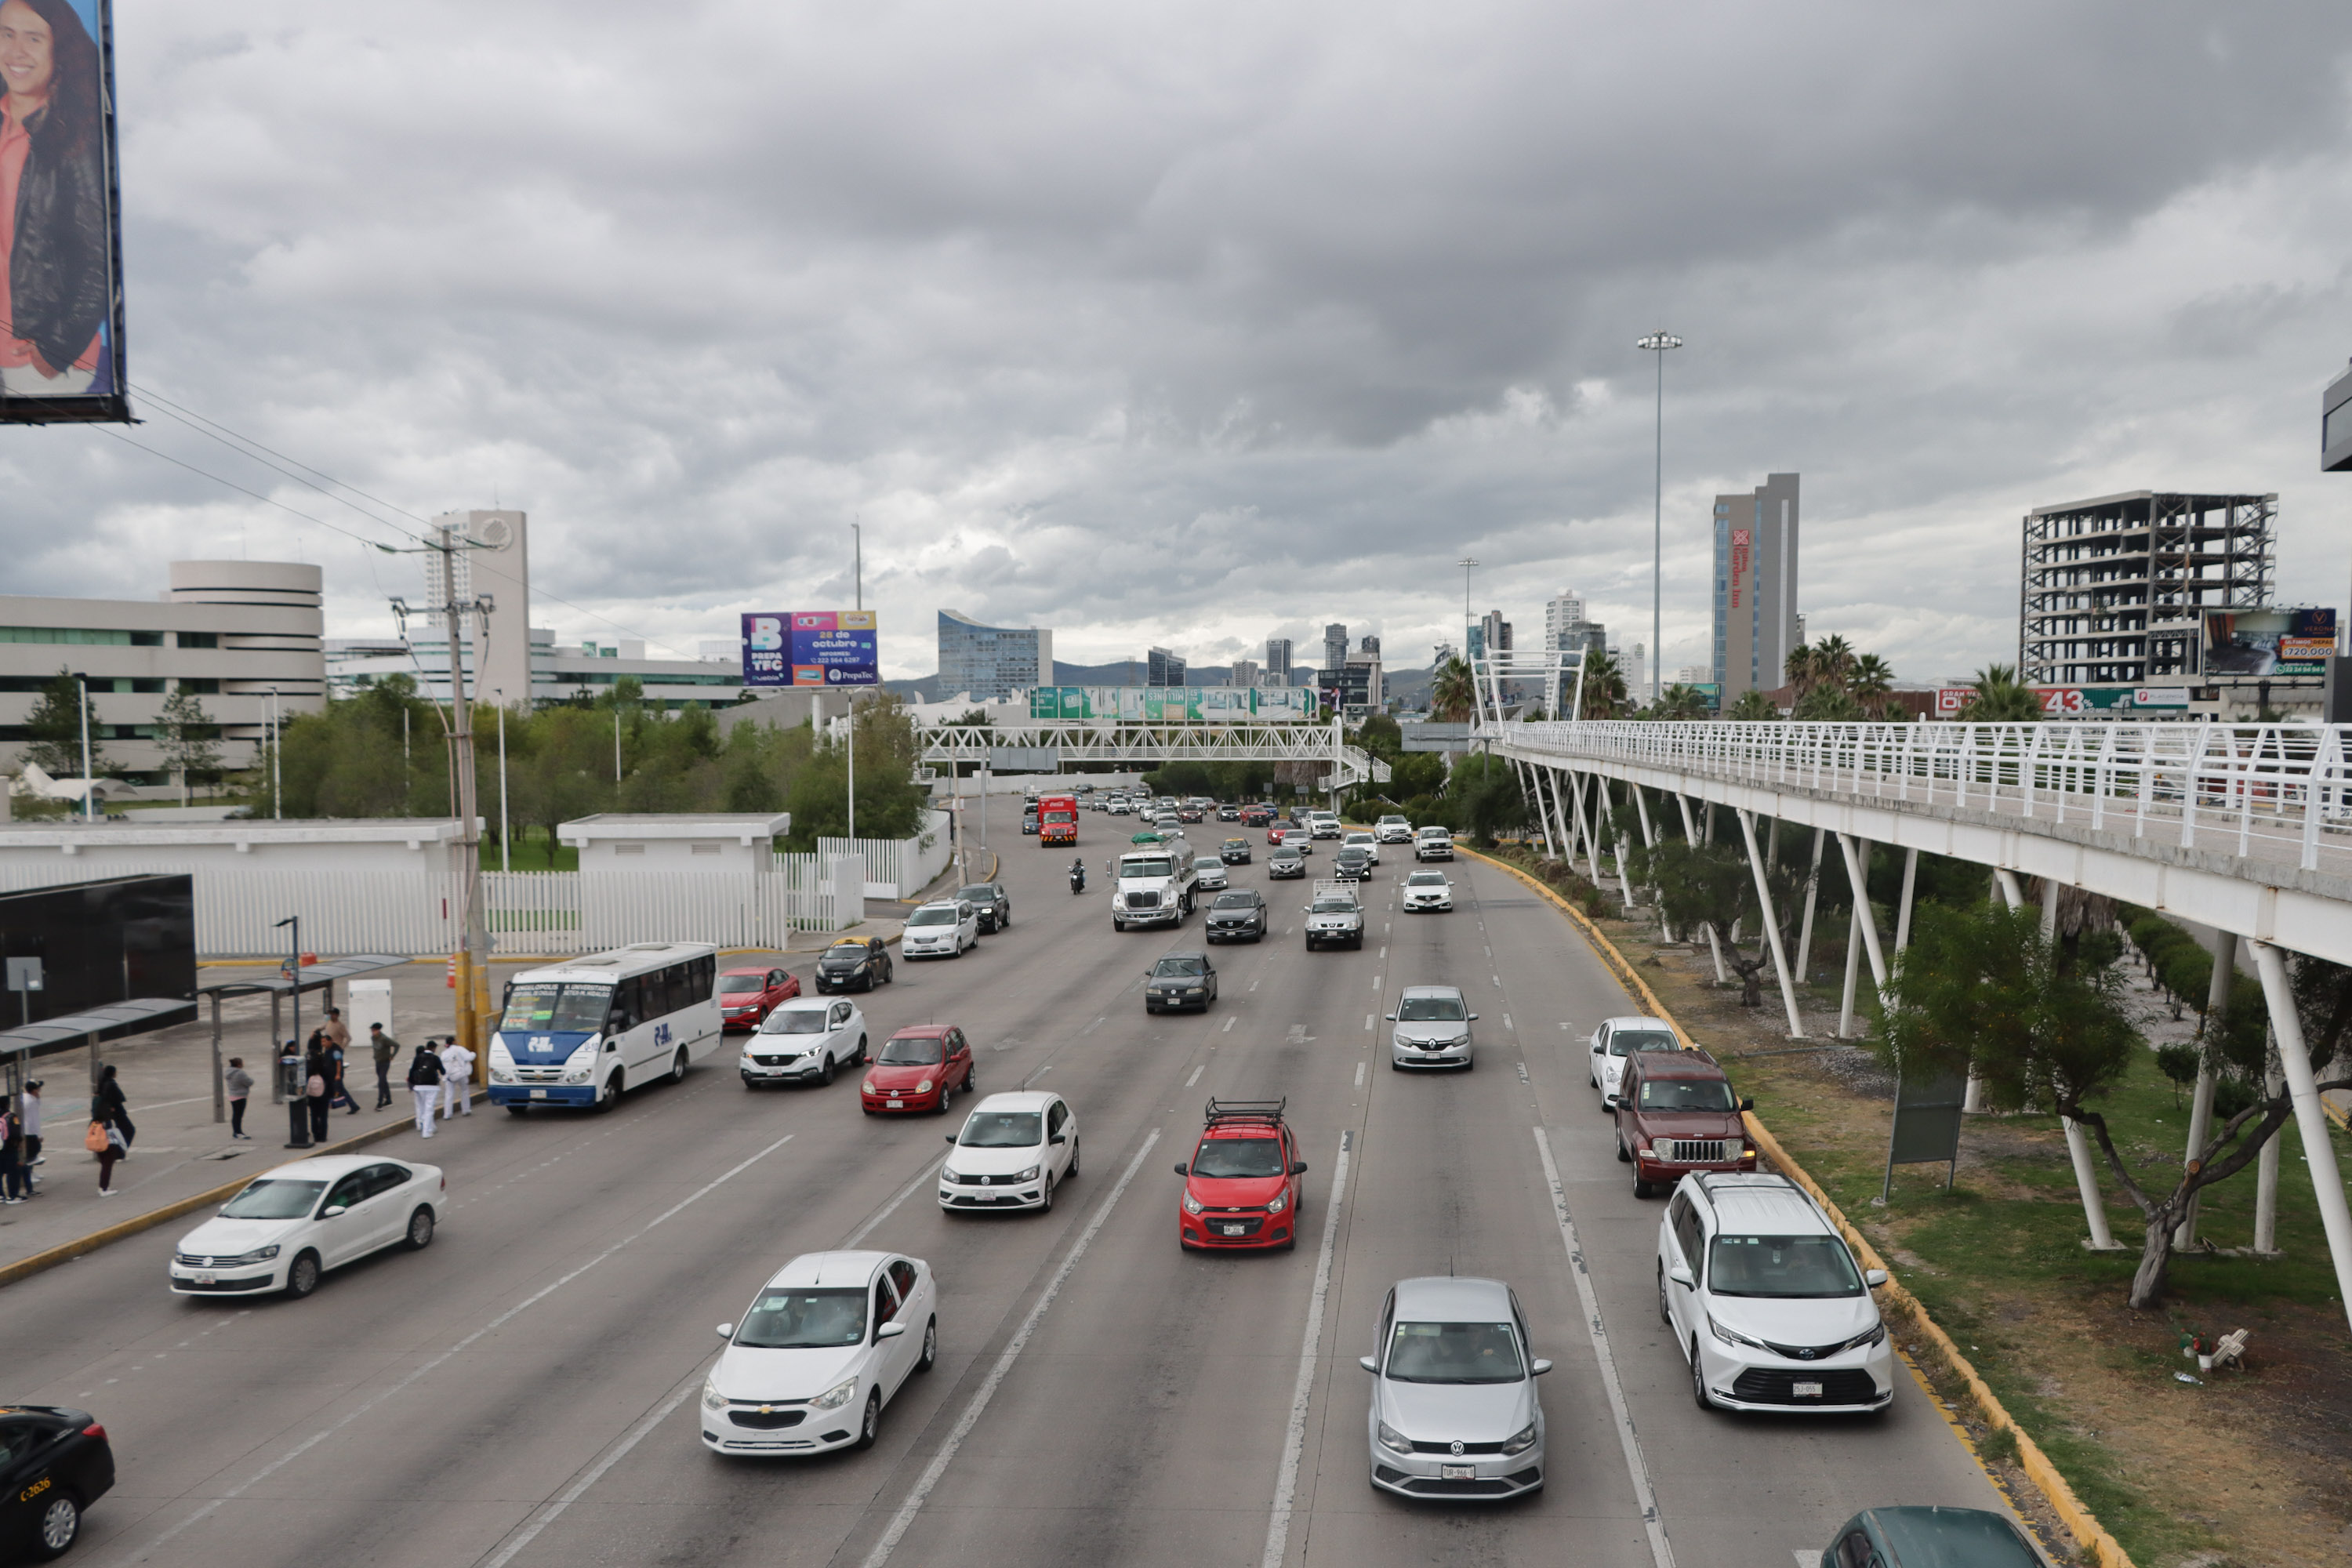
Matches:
[[9, 800, 2016, 1568]]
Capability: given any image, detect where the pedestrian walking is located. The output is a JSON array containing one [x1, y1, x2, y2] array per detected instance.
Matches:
[[303, 1041, 332, 1144], [224, 1058, 254, 1140], [1, 1096, 26, 1204], [89, 1111, 125, 1196], [21, 1078, 42, 1166], [93, 1065, 133, 1156], [322, 1008, 358, 1112], [407, 1040, 446, 1138], [369, 1024, 401, 1109], [438, 1036, 475, 1119]]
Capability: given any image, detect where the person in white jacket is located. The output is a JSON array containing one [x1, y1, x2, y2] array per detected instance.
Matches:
[[438, 1037, 475, 1118]]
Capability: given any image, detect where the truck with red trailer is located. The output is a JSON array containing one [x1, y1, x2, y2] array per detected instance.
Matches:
[[1037, 793, 1080, 846]]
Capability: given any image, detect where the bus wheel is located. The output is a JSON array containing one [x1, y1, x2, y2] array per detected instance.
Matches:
[[594, 1075, 621, 1112], [669, 1049, 688, 1085]]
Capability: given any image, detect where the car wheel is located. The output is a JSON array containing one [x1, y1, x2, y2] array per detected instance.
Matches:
[[594, 1073, 622, 1112], [669, 1049, 689, 1085], [936, 1079, 954, 1116], [1038, 1174, 1054, 1213], [1690, 1339, 1715, 1411], [404, 1206, 435, 1251], [285, 1249, 322, 1300], [856, 1036, 870, 1065], [916, 1316, 938, 1373], [27, 1489, 79, 1561], [505, 1105, 529, 1116], [854, 1388, 882, 1450], [1633, 1173, 1654, 1200], [1657, 1263, 1671, 1326], [1065, 1138, 1080, 1178], [818, 1054, 836, 1087]]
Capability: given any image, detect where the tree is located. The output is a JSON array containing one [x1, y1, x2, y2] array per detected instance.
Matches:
[[155, 687, 224, 801], [1962, 663, 2042, 723], [1428, 657, 1477, 723], [1724, 688, 1780, 721], [1849, 653, 1894, 705], [784, 691, 931, 847], [1622, 829, 1804, 1007], [1809, 634, 1857, 694], [20, 669, 107, 778], [1574, 652, 1629, 720], [1646, 684, 1711, 721], [1790, 684, 1867, 722]]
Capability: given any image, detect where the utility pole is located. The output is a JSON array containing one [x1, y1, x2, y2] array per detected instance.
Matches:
[[847, 522, 862, 844], [1637, 330, 1682, 707], [495, 691, 510, 874], [73, 672, 94, 820]]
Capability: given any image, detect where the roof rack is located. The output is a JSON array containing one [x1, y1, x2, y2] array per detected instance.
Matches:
[[1203, 1097, 1286, 1127]]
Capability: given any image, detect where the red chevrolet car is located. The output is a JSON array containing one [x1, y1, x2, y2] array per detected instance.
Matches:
[[1174, 1098, 1308, 1252], [717, 965, 800, 1031], [861, 1025, 976, 1116]]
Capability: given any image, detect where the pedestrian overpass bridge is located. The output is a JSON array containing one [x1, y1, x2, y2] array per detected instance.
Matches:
[[1483, 717, 2352, 1323], [918, 717, 1391, 791]]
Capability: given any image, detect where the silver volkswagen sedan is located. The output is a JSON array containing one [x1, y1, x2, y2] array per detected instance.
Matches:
[[1362, 1276, 1549, 1500]]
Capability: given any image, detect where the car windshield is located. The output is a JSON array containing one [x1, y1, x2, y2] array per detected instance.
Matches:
[[220, 1178, 329, 1220], [1123, 857, 1173, 877], [958, 887, 997, 902], [735, 1287, 868, 1348], [760, 1010, 828, 1036], [1214, 893, 1256, 909], [959, 1111, 1043, 1147], [1610, 1029, 1678, 1056], [1153, 956, 1207, 977], [908, 907, 959, 927], [822, 945, 869, 966], [1639, 1077, 1737, 1112], [1191, 1135, 1284, 1178], [1407, 873, 1446, 886], [1385, 1320, 1525, 1384], [1397, 995, 1468, 1022], [879, 1035, 946, 1065], [1707, 1234, 1864, 1298], [720, 975, 767, 994], [1224, 840, 1248, 850], [1345, 833, 1374, 844], [1311, 896, 1355, 913], [499, 982, 614, 1034]]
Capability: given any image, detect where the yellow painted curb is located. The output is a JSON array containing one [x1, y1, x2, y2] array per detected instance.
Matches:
[[0, 1090, 485, 1294], [1460, 844, 2136, 1568]]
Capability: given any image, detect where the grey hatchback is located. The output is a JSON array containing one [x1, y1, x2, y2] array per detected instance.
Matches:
[[1363, 1276, 1548, 1501], [1817, 1506, 2046, 1566]]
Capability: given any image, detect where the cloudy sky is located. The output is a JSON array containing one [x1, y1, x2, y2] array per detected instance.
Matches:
[[8, 0, 2352, 685]]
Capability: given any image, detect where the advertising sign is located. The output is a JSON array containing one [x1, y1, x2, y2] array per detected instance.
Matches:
[[2202, 608, 2337, 678], [1023, 685, 1321, 722], [739, 611, 879, 688], [1729, 528, 1751, 609], [0, 0, 129, 425]]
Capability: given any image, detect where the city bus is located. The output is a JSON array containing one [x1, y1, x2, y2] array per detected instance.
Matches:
[[1038, 793, 1080, 846], [488, 942, 721, 1112]]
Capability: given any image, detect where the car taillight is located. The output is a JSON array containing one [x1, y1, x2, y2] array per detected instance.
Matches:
[[82, 1423, 107, 1439], [440, 1174, 447, 1191]]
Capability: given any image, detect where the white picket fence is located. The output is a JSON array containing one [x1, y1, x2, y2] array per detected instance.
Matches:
[[820, 810, 952, 899]]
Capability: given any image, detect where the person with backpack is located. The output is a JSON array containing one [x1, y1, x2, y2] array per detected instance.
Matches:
[[303, 1040, 333, 1143], [88, 1109, 125, 1196], [93, 1064, 132, 1156], [407, 1039, 447, 1137]]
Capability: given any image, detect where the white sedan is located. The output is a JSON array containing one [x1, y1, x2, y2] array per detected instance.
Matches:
[[742, 997, 867, 1088], [1588, 1015, 1681, 1109], [1401, 870, 1454, 912], [702, 1250, 938, 1455], [939, 1092, 1080, 1213], [170, 1155, 444, 1300], [902, 898, 979, 959]]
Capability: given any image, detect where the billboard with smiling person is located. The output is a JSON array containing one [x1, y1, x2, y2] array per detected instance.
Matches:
[[0, 0, 125, 423]]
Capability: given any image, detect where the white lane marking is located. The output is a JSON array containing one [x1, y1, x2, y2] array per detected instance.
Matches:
[[861, 1129, 1162, 1568], [1186, 1065, 1205, 1087], [1502, 1014, 1513, 1030], [1260, 1131, 1354, 1568], [1791, 1555, 1815, 1567], [1378, 946, 1387, 960], [1022, 1064, 1054, 1087], [478, 1369, 702, 1568], [1533, 1128, 1675, 1568], [127, 1132, 797, 1560], [1492, 975, 1502, 988], [1354, 1061, 1366, 1089], [1363, 1014, 1374, 1033], [1517, 1062, 1530, 1083], [1485, 944, 1493, 956], [1222, 1017, 1236, 1033], [1081, 1016, 1105, 1036], [1370, 973, 1381, 990], [1250, 979, 1261, 992]]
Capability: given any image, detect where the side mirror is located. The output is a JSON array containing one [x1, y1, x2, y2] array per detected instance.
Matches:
[[1290, 1161, 1308, 1174], [1530, 1359, 1554, 1376], [716, 1323, 735, 1340], [1049, 1133, 1066, 1145], [1740, 1096, 1755, 1112], [1864, 1269, 1889, 1288], [1172, 1163, 1189, 1177], [1468, 1014, 1479, 1021], [1359, 1355, 1378, 1373], [322, 1205, 348, 1218], [876, 1321, 907, 1341], [1384, 1012, 1397, 1022], [945, 1134, 957, 1144], [1668, 1263, 1695, 1289]]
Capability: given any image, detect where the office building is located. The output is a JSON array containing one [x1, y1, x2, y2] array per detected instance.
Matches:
[[1, 561, 325, 784], [1322, 623, 1348, 677], [1146, 646, 1187, 687], [1264, 637, 1294, 682], [1543, 591, 1586, 650], [1338, 647, 1383, 714], [1624, 642, 1644, 699], [1468, 611, 1511, 665], [1229, 658, 1261, 688], [1675, 664, 1711, 685], [2019, 491, 2274, 686], [327, 630, 748, 711], [938, 609, 1053, 702], [1711, 472, 1802, 702]]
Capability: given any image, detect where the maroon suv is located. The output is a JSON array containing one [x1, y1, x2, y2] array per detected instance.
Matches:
[[1613, 1050, 1756, 1198]]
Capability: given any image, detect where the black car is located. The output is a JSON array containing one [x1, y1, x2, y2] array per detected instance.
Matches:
[[815, 936, 895, 993], [1144, 952, 1219, 1012], [1021, 809, 1040, 835], [1, 1405, 113, 1560], [1219, 838, 1253, 865], [1334, 847, 1374, 881], [1205, 889, 1268, 942], [1267, 848, 1307, 879], [959, 883, 1012, 933]]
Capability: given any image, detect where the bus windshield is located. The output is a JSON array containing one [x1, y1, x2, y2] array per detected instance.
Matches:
[[500, 982, 613, 1034]]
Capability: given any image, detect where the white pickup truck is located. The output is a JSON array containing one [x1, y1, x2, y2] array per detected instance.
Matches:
[[1301, 880, 1366, 950], [1111, 842, 1198, 931], [1414, 826, 1455, 862]]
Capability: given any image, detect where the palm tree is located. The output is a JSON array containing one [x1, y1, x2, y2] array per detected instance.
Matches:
[[1809, 634, 1857, 695], [1648, 684, 1711, 720], [1429, 657, 1477, 724], [1963, 662, 2042, 723], [1725, 688, 1780, 721], [1783, 641, 1820, 696], [1849, 652, 1894, 704], [1574, 652, 1629, 720]]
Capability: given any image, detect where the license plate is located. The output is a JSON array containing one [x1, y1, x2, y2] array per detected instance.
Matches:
[[1441, 1465, 1475, 1481], [1793, 1380, 1824, 1398], [194, 1272, 216, 1285], [1221, 1225, 1247, 1236], [887, 1099, 904, 1109], [529, 1089, 547, 1098]]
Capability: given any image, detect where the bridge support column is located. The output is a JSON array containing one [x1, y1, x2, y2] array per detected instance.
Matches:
[[1894, 848, 1919, 954], [1581, 775, 1606, 885], [2250, 941, 2352, 1331], [1973, 869, 2027, 1113], [1835, 835, 1889, 1014], [1737, 808, 1805, 1037], [1676, 794, 1726, 979], [1632, 787, 1668, 939], [1531, 766, 1559, 861], [1840, 897, 1864, 1040], [1793, 829, 1825, 985], [2176, 930, 2234, 1250]]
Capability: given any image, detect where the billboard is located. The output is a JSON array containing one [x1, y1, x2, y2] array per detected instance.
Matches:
[[739, 610, 878, 688], [1024, 685, 1321, 722], [0, 0, 129, 425], [2202, 608, 2337, 678]]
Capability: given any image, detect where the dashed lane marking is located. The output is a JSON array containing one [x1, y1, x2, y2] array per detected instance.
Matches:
[[1222, 1017, 1236, 1033], [1258, 1131, 1354, 1568], [1516, 1062, 1530, 1083], [1022, 1064, 1054, 1088], [1354, 1061, 1366, 1089], [1186, 1065, 1204, 1087], [1503, 1014, 1512, 1030]]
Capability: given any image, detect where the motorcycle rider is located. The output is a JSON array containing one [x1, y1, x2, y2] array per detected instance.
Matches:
[[1069, 857, 1087, 894]]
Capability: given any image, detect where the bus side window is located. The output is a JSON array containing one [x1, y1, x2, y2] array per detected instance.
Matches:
[[694, 955, 715, 1001]]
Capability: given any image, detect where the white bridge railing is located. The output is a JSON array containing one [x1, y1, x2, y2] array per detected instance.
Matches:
[[1488, 720, 2352, 874]]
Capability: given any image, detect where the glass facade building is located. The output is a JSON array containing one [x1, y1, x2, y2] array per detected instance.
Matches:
[[937, 610, 1052, 702]]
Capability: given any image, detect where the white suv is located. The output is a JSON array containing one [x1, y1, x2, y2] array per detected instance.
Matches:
[[1414, 826, 1454, 862], [1588, 1015, 1679, 1109], [1374, 815, 1414, 844], [1658, 1172, 1894, 1415]]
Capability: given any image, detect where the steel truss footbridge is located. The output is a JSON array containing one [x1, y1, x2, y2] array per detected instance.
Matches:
[[1483, 717, 2352, 1328], [917, 717, 1391, 792]]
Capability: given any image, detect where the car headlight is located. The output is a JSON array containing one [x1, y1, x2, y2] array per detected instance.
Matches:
[[1840, 1323, 1889, 1353], [1265, 1192, 1287, 1214], [940, 1167, 961, 1183], [562, 1066, 592, 1084], [1016, 1165, 1042, 1182], [702, 1378, 728, 1413], [811, 1375, 860, 1412], [1182, 1192, 1203, 1214], [490, 1065, 515, 1083], [916, 1079, 934, 1094], [221, 1245, 281, 1265], [1376, 1421, 1414, 1456], [1708, 1316, 1766, 1351], [1501, 1421, 1538, 1456]]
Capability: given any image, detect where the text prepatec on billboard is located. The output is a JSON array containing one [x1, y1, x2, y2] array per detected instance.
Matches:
[[741, 611, 878, 688]]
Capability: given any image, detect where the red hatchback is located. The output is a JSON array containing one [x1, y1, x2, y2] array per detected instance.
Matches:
[[717, 965, 800, 1031], [1174, 1098, 1308, 1252], [862, 1025, 976, 1116]]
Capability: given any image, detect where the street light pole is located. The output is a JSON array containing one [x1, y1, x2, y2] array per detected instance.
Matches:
[[267, 687, 282, 818], [274, 915, 308, 1148], [1637, 330, 1682, 707], [495, 691, 510, 874], [73, 673, 93, 820]]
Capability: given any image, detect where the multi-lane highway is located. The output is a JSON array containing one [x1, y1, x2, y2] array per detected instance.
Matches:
[[10, 797, 2017, 1568]]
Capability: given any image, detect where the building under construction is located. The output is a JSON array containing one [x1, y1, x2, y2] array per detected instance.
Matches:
[[2019, 491, 2275, 687]]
